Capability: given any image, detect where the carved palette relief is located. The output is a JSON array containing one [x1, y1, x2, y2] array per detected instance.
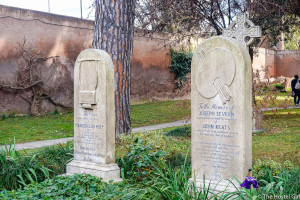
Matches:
[[195, 47, 236, 105]]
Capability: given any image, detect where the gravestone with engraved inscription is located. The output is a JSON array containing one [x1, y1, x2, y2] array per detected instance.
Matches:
[[66, 49, 121, 182], [190, 14, 261, 191]]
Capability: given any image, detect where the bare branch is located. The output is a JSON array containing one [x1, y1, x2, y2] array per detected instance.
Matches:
[[0, 80, 42, 90], [42, 93, 73, 109], [291, 55, 300, 66]]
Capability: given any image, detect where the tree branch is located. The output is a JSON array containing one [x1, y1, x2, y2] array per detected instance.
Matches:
[[0, 80, 42, 90], [42, 93, 73, 109]]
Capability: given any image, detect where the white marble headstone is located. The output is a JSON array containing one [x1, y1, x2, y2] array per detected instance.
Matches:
[[190, 36, 252, 191], [66, 49, 121, 182]]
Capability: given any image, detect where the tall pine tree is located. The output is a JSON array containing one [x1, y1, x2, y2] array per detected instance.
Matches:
[[93, 0, 135, 138]]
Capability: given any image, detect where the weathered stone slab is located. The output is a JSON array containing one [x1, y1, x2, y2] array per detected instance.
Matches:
[[67, 161, 121, 182], [190, 36, 252, 191], [66, 49, 121, 182]]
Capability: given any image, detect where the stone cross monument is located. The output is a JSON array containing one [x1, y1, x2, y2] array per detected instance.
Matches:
[[223, 13, 261, 46], [66, 49, 122, 182], [190, 14, 261, 192]]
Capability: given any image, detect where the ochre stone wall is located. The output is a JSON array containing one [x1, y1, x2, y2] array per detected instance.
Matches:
[[1, 5, 298, 114], [131, 33, 177, 99], [274, 50, 300, 77], [253, 48, 300, 80], [0, 5, 176, 114]]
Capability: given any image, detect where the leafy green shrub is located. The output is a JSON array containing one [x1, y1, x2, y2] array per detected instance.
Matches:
[[0, 113, 16, 120], [8, 113, 16, 119], [285, 167, 300, 193], [117, 137, 166, 182], [0, 174, 146, 200], [145, 152, 238, 200], [166, 152, 191, 169], [1, 141, 299, 200], [235, 167, 300, 199], [146, 152, 193, 199], [0, 142, 73, 191], [118, 130, 190, 159], [273, 83, 283, 90], [169, 47, 193, 86], [165, 127, 191, 137], [251, 159, 299, 194], [49, 108, 60, 116], [0, 143, 50, 190], [0, 115, 6, 120], [117, 131, 191, 182], [253, 159, 294, 179], [35, 142, 73, 175]]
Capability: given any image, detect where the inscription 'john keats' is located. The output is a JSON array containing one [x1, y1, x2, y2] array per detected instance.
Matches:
[[66, 49, 122, 182], [190, 36, 252, 192]]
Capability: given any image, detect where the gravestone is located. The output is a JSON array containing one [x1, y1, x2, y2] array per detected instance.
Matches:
[[66, 49, 122, 182], [190, 14, 261, 191]]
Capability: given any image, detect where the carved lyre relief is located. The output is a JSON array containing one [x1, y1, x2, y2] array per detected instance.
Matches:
[[78, 59, 99, 109], [195, 47, 236, 105]]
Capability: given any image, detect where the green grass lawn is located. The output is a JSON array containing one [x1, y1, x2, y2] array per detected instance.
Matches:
[[0, 113, 74, 145], [8, 108, 300, 168], [1, 98, 299, 166], [0, 100, 191, 145], [255, 91, 294, 107], [139, 106, 300, 165], [130, 99, 190, 127], [125, 107, 300, 166], [120, 107, 300, 166], [253, 109, 300, 165]]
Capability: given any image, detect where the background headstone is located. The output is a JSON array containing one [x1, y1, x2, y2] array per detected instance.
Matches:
[[190, 36, 252, 191], [66, 49, 121, 182]]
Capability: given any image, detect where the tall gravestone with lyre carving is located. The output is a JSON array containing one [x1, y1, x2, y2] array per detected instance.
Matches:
[[66, 49, 122, 182], [190, 13, 261, 191]]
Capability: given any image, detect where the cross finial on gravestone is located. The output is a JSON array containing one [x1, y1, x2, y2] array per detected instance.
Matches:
[[222, 13, 262, 46]]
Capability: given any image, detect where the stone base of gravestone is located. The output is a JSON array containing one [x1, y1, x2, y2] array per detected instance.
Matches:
[[66, 161, 122, 182], [189, 179, 240, 193]]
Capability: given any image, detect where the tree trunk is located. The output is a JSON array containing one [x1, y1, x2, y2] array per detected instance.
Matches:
[[93, 0, 135, 138]]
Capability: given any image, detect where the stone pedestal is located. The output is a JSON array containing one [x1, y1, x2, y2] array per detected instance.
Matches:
[[190, 36, 252, 190], [191, 179, 240, 193], [66, 49, 121, 182], [66, 161, 122, 182]]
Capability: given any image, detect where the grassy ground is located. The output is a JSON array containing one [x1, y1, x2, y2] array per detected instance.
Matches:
[[253, 108, 300, 165], [122, 107, 300, 166], [255, 91, 294, 107], [0, 100, 191, 145], [130, 99, 190, 127], [12, 108, 300, 167], [0, 113, 74, 145], [1, 97, 299, 165]]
